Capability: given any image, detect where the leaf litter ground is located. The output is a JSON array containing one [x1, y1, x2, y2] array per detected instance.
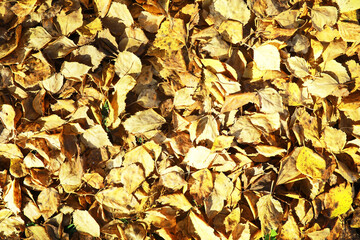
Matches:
[[1, 0, 360, 239]]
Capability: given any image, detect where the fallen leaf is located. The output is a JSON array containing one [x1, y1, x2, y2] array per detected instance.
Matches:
[[37, 188, 60, 220], [81, 125, 112, 148], [188, 211, 220, 240], [157, 193, 193, 212], [296, 147, 327, 179], [257, 194, 283, 236], [322, 183, 353, 218], [123, 109, 166, 134], [311, 6, 338, 31], [114, 51, 142, 79], [73, 210, 100, 237], [253, 44, 281, 71]]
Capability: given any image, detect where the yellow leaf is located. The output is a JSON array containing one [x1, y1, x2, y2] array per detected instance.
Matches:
[[257, 194, 283, 236], [323, 183, 353, 218], [25, 226, 51, 240], [303, 73, 339, 98], [210, 0, 250, 25], [157, 193, 193, 212], [211, 135, 234, 152], [183, 146, 212, 169], [189, 169, 213, 203], [82, 173, 104, 189], [80, 125, 112, 148], [56, 8, 83, 35], [286, 56, 310, 78], [73, 210, 100, 237], [188, 211, 220, 240], [336, 0, 360, 13], [296, 147, 327, 179], [114, 51, 142, 79], [153, 18, 186, 52], [94, 0, 111, 18], [338, 21, 360, 42], [95, 187, 139, 214], [322, 126, 346, 154], [0, 144, 23, 159]]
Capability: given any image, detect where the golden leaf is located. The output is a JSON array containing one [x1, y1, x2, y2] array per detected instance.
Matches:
[[322, 183, 353, 218], [295, 147, 327, 179], [73, 210, 100, 237]]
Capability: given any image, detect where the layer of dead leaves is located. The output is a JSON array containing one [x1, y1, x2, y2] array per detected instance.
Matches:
[[1, 0, 360, 239]]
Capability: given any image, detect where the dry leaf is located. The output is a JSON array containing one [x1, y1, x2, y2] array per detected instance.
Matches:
[[295, 147, 327, 179], [183, 146, 212, 169], [56, 8, 83, 35], [311, 6, 338, 31], [303, 74, 339, 98], [253, 44, 281, 71], [73, 210, 100, 237], [322, 126, 346, 154], [81, 125, 112, 148], [257, 194, 283, 236], [188, 211, 220, 240], [322, 183, 353, 218], [221, 92, 257, 113], [37, 188, 60, 220], [210, 0, 251, 25], [189, 169, 213, 203], [286, 56, 310, 78], [257, 88, 283, 114], [114, 51, 142, 78], [157, 193, 193, 212], [123, 109, 166, 134]]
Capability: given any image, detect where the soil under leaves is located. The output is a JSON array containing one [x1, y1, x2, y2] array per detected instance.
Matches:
[[1, 0, 360, 239]]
